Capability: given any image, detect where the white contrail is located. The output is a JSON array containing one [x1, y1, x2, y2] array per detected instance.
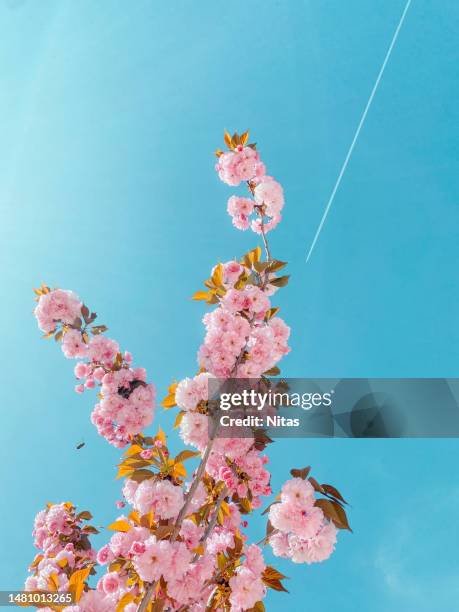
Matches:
[[306, 0, 412, 263]]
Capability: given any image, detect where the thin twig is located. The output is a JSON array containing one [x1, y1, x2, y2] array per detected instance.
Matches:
[[191, 486, 228, 563]]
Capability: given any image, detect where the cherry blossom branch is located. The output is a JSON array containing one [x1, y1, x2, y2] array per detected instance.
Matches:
[[192, 486, 228, 563]]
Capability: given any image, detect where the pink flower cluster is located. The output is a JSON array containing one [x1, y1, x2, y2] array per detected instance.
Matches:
[[216, 143, 284, 234], [208, 439, 272, 508], [96, 514, 217, 609], [119, 477, 184, 519], [215, 145, 265, 186], [87, 362, 155, 448], [34, 289, 155, 447], [268, 478, 338, 564], [196, 264, 290, 379], [227, 175, 284, 234], [198, 305, 290, 379], [24, 504, 96, 594], [229, 544, 266, 612], [34, 289, 82, 334]]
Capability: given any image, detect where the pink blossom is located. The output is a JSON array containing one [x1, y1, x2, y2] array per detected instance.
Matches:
[[129, 541, 146, 556], [270, 501, 324, 538], [232, 214, 250, 230], [133, 478, 184, 519], [180, 519, 204, 550], [88, 335, 119, 364], [133, 536, 170, 582], [179, 412, 209, 450], [280, 477, 315, 508], [74, 362, 90, 379], [175, 377, 200, 411], [229, 566, 266, 611], [101, 571, 120, 594], [216, 147, 265, 186], [254, 176, 284, 217], [62, 329, 88, 359], [78, 590, 114, 612], [223, 260, 243, 286], [96, 545, 113, 566], [269, 531, 290, 558], [34, 289, 82, 333], [244, 544, 266, 577], [288, 521, 337, 564], [227, 195, 254, 217]]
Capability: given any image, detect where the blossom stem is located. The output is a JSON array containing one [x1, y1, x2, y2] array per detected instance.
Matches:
[[192, 486, 228, 564]]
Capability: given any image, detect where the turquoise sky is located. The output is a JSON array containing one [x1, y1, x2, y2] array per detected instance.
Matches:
[[1, 1, 458, 610]]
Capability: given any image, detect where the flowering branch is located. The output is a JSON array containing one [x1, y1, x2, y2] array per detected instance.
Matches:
[[24, 130, 351, 612]]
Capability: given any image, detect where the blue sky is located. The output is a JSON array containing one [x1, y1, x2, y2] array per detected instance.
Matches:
[[1, 1, 458, 610]]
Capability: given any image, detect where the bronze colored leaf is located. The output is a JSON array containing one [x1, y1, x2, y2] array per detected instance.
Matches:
[[81, 304, 90, 323], [154, 524, 173, 540], [262, 576, 289, 593], [263, 566, 288, 581], [270, 275, 290, 287], [123, 444, 144, 457], [207, 293, 219, 305], [248, 246, 262, 263], [263, 366, 280, 376], [217, 552, 227, 571], [321, 483, 348, 505], [76, 510, 92, 521], [290, 466, 311, 480], [315, 498, 352, 531], [151, 599, 165, 612], [129, 469, 155, 483], [211, 263, 224, 287], [238, 497, 252, 514], [266, 519, 275, 538], [240, 130, 250, 146], [267, 260, 288, 272], [113, 352, 123, 370], [309, 476, 325, 493], [175, 449, 200, 463], [116, 592, 135, 612], [264, 307, 280, 321], [173, 410, 185, 429], [253, 261, 269, 273]]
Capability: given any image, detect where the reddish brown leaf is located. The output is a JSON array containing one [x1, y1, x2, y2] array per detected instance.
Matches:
[[315, 498, 352, 531], [321, 483, 348, 505], [290, 466, 311, 480]]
